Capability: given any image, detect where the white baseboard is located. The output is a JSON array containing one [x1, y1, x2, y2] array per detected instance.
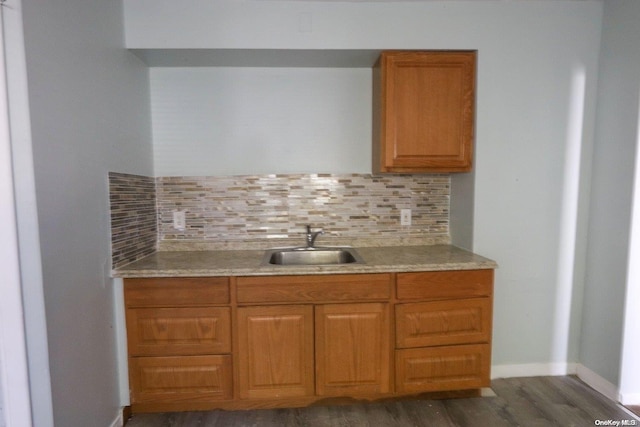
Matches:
[[492, 363, 640, 407], [108, 409, 124, 427], [619, 392, 640, 406], [575, 364, 619, 403], [491, 362, 577, 379]]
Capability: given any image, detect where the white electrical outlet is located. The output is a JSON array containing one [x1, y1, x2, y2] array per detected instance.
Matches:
[[400, 209, 412, 226], [173, 210, 186, 230]]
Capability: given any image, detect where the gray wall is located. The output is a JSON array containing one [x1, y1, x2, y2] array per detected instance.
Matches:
[[581, 0, 640, 388], [12, 0, 639, 422], [19, 0, 153, 425], [126, 0, 604, 372]]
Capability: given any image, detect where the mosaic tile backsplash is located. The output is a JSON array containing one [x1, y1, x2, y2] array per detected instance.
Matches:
[[109, 172, 451, 266], [156, 174, 450, 249], [109, 172, 157, 268]]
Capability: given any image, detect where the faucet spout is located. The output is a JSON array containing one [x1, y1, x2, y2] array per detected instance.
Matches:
[[305, 225, 324, 248]]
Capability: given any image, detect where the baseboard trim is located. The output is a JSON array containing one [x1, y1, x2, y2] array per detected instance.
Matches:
[[575, 364, 619, 402], [491, 363, 577, 379], [491, 363, 640, 407], [108, 410, 124, 427], [619, 393, 640, 406], [108, 407, 131, 427]]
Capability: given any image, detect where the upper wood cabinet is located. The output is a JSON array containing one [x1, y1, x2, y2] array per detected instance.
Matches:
[[373, 51, 476, 173]]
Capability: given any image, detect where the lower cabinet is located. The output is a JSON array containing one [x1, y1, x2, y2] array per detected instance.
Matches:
[[236, 303, 390, 399], [394, 270, 494, 393], [124, 277, 233, 411], [124, 270, 493, 412]]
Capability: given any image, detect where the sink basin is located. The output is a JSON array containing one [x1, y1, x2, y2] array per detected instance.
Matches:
[[263, 247, 364, 266]]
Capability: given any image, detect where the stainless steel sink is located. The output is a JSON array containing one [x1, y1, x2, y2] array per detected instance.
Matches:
[[263, 247, 364, 266]]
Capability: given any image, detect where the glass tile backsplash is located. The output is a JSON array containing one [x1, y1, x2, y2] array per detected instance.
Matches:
[[109, 172, 450, 266]]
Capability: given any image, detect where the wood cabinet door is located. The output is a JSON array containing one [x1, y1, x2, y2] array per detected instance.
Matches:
[[237, 305, 314, 399], [374, 51, 476, 173], [315, 303, 390, 396]]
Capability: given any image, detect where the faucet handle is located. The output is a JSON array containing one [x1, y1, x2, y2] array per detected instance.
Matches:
[[305, 225, 324, 247]]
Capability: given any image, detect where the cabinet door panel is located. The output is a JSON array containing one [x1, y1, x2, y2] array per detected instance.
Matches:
[[315, 303, 390, 396], [395, 344, 490, 393], [127, 307, 231, 356], [129, 355, 232, 403], [396, 298, 491, 348], [375, 51, 475, 173], [237, 305, 314, 399]]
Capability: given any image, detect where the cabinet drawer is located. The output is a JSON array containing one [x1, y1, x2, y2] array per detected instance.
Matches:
[[237, 274, 392, 303], [396, 270, 493, 301], [127, 307, 231, 356], [129, 355, 233, 403], [396, 298, 491, 348], [124, 277, 229, 307], [395, 344, 490, 393]]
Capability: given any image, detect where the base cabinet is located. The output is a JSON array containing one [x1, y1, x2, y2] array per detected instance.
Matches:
[[124, 277, 233, 411], [394, 270, 493, 393], [124, 270, 493, 412]]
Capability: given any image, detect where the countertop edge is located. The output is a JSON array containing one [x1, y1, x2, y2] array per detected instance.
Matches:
[[112, 245, 498, 278], [113, 262, 498, 278]]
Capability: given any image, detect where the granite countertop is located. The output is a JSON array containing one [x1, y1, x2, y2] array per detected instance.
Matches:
[[113, 244, 497, 278]]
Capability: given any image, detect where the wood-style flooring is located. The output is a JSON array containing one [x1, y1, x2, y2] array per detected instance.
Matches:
[[125, 376, 639, 427]]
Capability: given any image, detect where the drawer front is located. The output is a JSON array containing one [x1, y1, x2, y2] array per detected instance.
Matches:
[[396, 270, 493, 301], [395, 344, 490, 393], [124, 277, 229, 307], [396, 298, 491, 348], [237, 274, 392, 303], [129, 355, 233, 403], [127, 307, 231, 356]]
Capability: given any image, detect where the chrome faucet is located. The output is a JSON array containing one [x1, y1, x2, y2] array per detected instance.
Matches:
[[305, 225, 324, 248]]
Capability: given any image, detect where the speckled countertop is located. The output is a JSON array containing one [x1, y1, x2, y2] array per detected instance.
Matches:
[[113, 244, 497, 278]]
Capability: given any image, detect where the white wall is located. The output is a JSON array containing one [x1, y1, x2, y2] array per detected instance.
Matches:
[[581, 0, 640, 390], [126, 0, 604, 371], [0, 5, 33, 424], [151, 67, 372, 176], [18, 0, 153, 425]]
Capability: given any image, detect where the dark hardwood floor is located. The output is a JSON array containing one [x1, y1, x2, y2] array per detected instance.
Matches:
[[125, 376, 639, 426]]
